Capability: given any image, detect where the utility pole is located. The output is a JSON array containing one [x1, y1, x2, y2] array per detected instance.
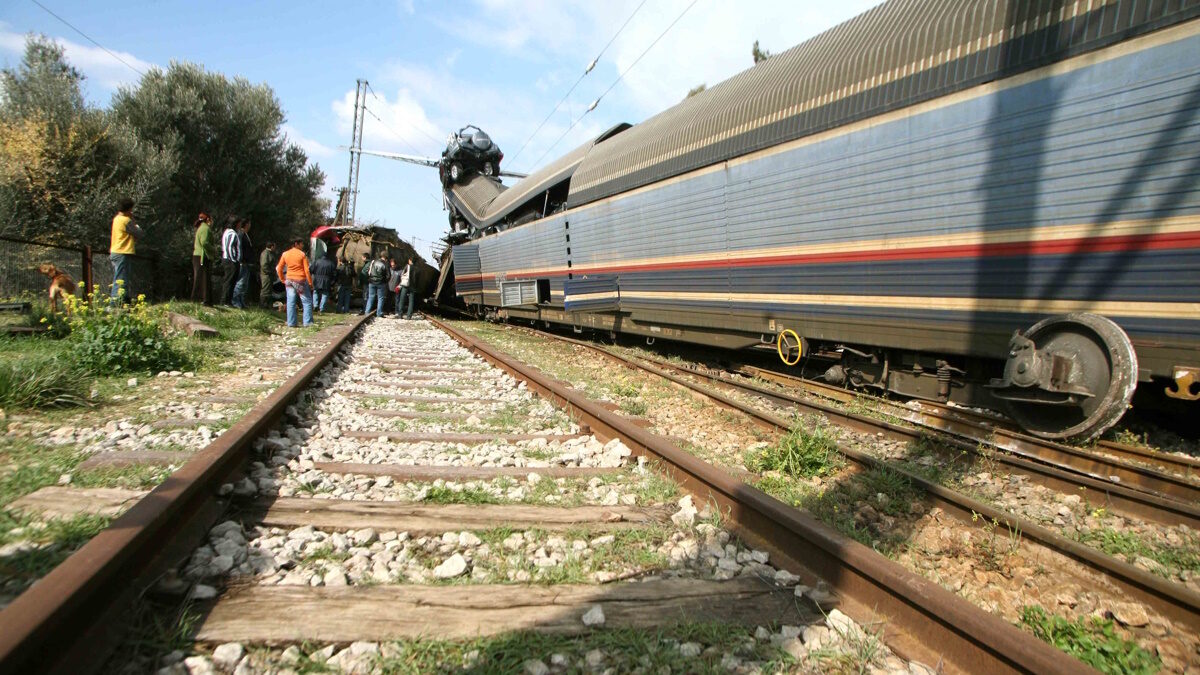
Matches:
[[343, 78, 368, 227]]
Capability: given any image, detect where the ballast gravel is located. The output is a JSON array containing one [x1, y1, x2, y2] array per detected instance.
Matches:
[[149, 320, 933, 675]]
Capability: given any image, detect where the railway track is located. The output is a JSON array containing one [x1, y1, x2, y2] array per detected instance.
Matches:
[[0, 315, 1173, 674], [488, 323, 1200, 661], [521, 328, 1198, 526], [738, 365, 1200, 493]]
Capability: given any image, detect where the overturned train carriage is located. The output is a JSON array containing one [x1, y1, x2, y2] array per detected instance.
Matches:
[[448, 0, 1200, 440]]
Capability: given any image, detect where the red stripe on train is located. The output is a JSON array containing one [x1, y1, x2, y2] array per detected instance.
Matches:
[[477, 230, 1200, 281]]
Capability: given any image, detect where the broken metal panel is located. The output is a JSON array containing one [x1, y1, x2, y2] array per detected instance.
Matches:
[[452, 245, 482, 298], [564, 275, 620, 313], [447, 175, 507, 224]]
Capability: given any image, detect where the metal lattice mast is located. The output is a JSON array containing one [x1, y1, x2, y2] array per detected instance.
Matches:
[[344, 79, 368, 227]]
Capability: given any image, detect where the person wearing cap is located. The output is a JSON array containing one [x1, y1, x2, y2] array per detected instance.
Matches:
[[191, 212, 215, 305]]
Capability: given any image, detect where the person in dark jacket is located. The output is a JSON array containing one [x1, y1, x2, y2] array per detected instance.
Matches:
[[259, 241, 278, 308], [387, 259, 403, 317], [230, 218, 253, 309], [310, 252, 337, 313], [357, 252, 371, 308], [219, 215, 241, 306], [335, 258, 356, 313]]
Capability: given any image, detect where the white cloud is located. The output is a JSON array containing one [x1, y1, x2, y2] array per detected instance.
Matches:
[[0, 22, 156, 92], [282, 123, 336, 159], [332, 83, 445, 159], [410, 1, 884, 171]]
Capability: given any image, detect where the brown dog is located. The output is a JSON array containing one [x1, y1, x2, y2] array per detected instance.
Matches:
[[37, 263, 77, 314]]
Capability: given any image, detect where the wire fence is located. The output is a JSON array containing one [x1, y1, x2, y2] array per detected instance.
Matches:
[[0, 235, 159, 306]]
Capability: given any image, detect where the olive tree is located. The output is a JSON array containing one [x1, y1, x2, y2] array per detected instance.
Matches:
[[0, 36, 174, 248]]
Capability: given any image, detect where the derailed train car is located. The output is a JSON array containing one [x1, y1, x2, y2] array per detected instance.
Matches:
[[447, 0, 1200, 440], [337, 227, 438, 299]]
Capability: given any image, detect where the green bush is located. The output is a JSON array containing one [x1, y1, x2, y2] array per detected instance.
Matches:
[[67, 293, 190, 375], [745, 424, 843, 479], [0, 356, 88, 408]]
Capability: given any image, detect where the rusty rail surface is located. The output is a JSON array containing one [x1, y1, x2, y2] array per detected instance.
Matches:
[[0, 314, 370, 675], [645, 351, 1199, 527], [427, 316, 1095, 675], [498, 323, 1200, 633], [528, 326, 1200, 529], [740, 365, 1200, 498]]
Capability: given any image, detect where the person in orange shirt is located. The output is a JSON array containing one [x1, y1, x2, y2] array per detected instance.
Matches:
[[275, 238, 314, 327]]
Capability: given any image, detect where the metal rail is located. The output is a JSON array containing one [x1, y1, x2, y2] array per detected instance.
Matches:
[[641, 352, 1200, 527], [427, 316, 1095, 675], [496, 323, 1200, 632], [0, 315, 371, 675], [741, 366, 1200, 495]]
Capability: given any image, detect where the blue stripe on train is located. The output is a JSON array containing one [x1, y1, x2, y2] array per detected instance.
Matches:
[[608, 247, 1200, 303]]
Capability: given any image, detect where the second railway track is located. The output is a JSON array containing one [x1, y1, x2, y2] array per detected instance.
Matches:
[[2, 315, 1192, 673]]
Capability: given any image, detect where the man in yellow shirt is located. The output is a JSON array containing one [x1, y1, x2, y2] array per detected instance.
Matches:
[[110, 197, 143, 301]]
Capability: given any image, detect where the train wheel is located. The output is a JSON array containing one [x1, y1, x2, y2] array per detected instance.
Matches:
[[482, 162, 496, 177], [449, 162, 463, 183], [1005, 313, 1138, 441]]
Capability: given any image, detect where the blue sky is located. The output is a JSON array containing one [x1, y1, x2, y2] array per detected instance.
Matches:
[[2, 0, 882, 260]]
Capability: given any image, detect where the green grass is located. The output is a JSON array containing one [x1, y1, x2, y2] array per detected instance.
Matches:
[[1019, 605, 1159, 675], [301, 544, 353, 565], [754, 464, 918, 557], [102, 598, 202, 673], [0, 439, 82, 508], [161, 301, 282, 338], [1073, 525, 1200, 579], [744, 423, 843, 479], [0, 511, 111, 583], [422, 485, 500, 505], [372, 622, 790, 674], [0, 355, 90, 409]]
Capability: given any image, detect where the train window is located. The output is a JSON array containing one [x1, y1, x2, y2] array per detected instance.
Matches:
[[567, 260, 572, 267], [566, 247, 571, 255], [537, 279, 550, 304], [565, 234, 570, 242], [564, 221, 569, 230]]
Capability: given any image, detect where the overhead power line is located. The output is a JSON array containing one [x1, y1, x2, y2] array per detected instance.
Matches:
[[29, 0, 146, 78], [529, 0, 699, 170], [361, 103, 427, 157], [509, 0, 649, 167], [365, 82, 442, 147]]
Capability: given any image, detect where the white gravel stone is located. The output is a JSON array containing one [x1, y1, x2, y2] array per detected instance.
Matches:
[[433, 553, 468, 579], [211, 643, 244, 670], [678, 642, 702, 658], [182, 656, 214, 675], [581, 604, 606, 626], [522, 660, 550, 675]]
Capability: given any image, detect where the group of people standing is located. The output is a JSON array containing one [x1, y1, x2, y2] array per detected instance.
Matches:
[[190, 212, 259, 308], [188, 211, 418, 328], [107, 201, 422, 324], [358, 250, 417, 320]]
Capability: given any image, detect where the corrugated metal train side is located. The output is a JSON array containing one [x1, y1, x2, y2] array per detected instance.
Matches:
[[450, 9, 1200, 433]]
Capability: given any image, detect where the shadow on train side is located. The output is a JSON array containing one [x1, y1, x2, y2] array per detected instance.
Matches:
[[972, 0, 1200, 432]]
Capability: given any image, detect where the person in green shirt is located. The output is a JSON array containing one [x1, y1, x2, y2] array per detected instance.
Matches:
[[259, 241, 279, 308], [191, 212, 215, 305]]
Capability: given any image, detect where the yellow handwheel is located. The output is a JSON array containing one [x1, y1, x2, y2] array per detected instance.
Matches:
[[777, 329, 804, 366]]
